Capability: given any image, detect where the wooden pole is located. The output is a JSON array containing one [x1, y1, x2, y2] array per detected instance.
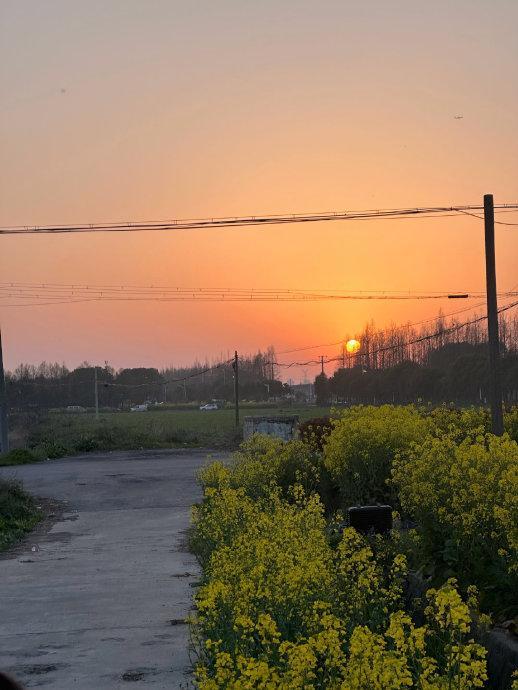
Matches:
[[233, 351, 239, 428], [94, 367, 99, 421], [0, 329, 9, 454], [483, 194, 504, 435]]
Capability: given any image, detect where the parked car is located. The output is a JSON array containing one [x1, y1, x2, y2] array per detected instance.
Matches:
[[199, 402, 218, 411], [130, 404, 149, 412]]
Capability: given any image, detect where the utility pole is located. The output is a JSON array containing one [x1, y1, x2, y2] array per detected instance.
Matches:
[[484, 194, 504, 435], [94, 367, 99, 421], [320, 355, 324, 375], [0, 329, 9, 454], [233, 350, 239, 428]]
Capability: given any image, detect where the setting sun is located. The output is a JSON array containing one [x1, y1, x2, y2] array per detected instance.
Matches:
[[345, 338, 361, 354], [0, 5, 517, 687]]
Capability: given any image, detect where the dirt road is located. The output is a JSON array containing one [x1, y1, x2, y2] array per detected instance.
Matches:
[[0, 449, 221, 689]]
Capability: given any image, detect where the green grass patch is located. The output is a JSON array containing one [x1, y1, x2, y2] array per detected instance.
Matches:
[[0, 479, 42, 551], [25, 406, 330, 457]]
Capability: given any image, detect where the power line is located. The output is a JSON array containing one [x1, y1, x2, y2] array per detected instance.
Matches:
[[11, 359, 234, 389], [273, 292, 518, 356], [1, 204, 517, 235], [0, 282, 516, 307], [1, 282, 515, 298], [9, 302, 518, 387], [455, 209, 518, 226], [276, 302, 485, 355], [272, 299, 518, 368], [2, 294, 515, 308], [0, 281, 501, 294], [103, 359, 234, 388]]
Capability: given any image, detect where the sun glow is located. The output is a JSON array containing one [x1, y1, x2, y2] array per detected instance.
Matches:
[[345, 339, 361, 354]]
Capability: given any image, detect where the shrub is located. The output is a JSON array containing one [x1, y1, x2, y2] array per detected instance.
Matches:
[[41, 439, 70, 459], [324, 405, 428, 507], [190, 418, 503, 687], [194, 491, 336, 652], [426, 406, 491, 439], [0, 447, 39, 466], [72, 435, 100, 453], [0, 479, 41, 550], [505, 406, 518, 443], [392, 433, 518, 616], [191, 481, 488, 688], [199, 434, 325, 502], [191, 486, 260, 568], [298, 416, 333, 451]]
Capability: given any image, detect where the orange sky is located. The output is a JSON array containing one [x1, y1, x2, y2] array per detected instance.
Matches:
[[1, 1, 517, 379]]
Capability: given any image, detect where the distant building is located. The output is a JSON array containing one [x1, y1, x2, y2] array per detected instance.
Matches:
[[290, 383, 315, 403]]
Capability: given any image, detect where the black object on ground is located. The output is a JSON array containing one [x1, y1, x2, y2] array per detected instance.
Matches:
[[348, 505, 392, 534]]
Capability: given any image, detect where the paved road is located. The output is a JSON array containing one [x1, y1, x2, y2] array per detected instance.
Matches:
[[0, 449, 222, 689]]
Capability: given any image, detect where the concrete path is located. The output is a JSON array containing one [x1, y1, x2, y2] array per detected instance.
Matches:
[[0, 449, 221, 689]]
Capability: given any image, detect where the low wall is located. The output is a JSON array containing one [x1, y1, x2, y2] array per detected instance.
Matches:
[[484, 628, 518, 689], [243, 416, 299, 441]]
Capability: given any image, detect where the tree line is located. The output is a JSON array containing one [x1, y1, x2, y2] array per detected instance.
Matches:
[[5, 347, 283, 411], [6, 309, 518, 411], [315, 310, 518, 405]]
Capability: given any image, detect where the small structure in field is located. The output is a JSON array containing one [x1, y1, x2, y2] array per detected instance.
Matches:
[[243, 415, 299, 441]]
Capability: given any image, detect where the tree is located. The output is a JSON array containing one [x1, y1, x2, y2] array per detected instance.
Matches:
[[314, 373, 330, 405]]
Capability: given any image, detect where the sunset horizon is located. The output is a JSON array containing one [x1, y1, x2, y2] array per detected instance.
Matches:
[[1, 4, 517, 689], [1, 2, 517, 377]]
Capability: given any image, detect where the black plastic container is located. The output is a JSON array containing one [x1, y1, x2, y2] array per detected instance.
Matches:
[[348, 505, 392, 534]]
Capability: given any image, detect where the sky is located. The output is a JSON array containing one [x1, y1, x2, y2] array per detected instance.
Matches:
[[1, 0, 517, 379]]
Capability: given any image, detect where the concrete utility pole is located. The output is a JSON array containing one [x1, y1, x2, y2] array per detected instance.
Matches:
[[0, 329, 9, 454], [94, 367, 99, 421], [484, 194, 504, 435], [233, 351, 239, 428]]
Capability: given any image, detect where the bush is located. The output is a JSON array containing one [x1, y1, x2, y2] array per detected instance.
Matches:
[[392, 433, 518, 617], [191, 486, 260, 568], [0, 447, 39, 466], [324, 405, 428, 508], [426, 406, 491, 439], [194, 492, 336, 649], [199, 434, 325, 502], [38, 439, 70, 459], [298, 416, 333, 451], [0, 479, 41, 550], [505, 406, 518, 443], [423, 405, 518, 443], [191, 476, 488, 688], [72, 435, 100, 453], [189, 417, 518, 686]]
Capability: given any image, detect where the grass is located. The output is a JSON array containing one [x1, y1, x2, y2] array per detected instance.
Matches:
[[0, 448, 40, 467], [23, 405, 331, 458], [0, 479, 42, 551]]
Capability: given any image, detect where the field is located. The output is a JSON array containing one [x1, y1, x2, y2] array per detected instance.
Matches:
[[190, 405, 518, 688], [19, 405, 331, 459]]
